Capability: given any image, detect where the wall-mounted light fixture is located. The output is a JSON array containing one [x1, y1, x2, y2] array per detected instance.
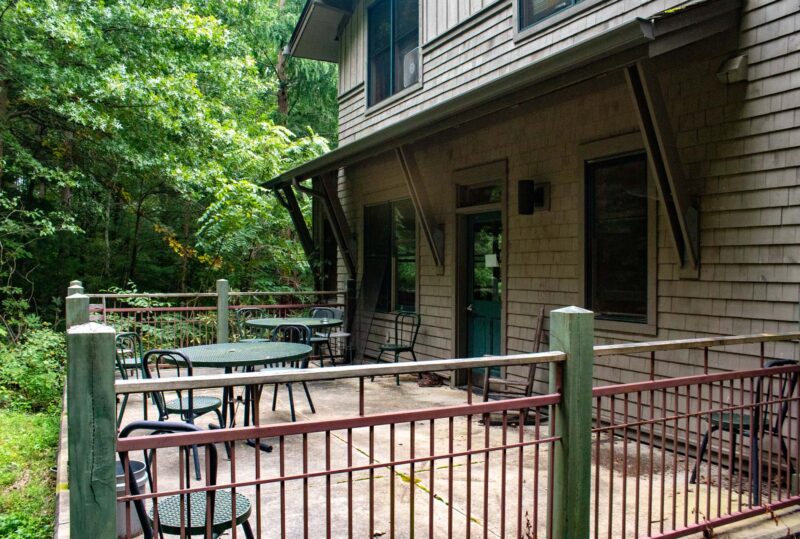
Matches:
[[518, 180, 550, 215]]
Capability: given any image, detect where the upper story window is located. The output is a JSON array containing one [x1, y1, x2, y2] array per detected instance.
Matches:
[[585, 152, 650, 325], [368, 0, 419, 106], [519, 0, 582, 30]]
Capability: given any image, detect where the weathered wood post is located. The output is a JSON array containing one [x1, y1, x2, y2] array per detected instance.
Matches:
[[549, 306, 594, 539], [65, 289, 89, 330], [216, 279, 229, 344], [67, 322, 117, 538]]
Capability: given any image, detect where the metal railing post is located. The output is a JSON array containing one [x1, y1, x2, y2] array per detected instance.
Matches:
[[216, 279, 230, 344], [549, 306, 594, 539], [67, 322, 117, 538], [65, 287, 89, 330]]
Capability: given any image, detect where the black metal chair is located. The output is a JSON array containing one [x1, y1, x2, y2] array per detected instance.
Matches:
[[142, 350, 227, 478], [118, 420, 254, 539], [309, 307, 336, 366], [690, 359, 799, 503], [264, 324, 315, 422], [115, 332, 146, 427], [326, 307, 351, 365], [372, 311, 421, 385], [232, 307, 270, 342]]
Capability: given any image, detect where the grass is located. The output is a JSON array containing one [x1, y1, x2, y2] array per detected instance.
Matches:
[[0, 409, 60, 539]]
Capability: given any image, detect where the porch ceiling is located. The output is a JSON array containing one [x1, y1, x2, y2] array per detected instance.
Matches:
[[269, 0, 741, 189], [288, 0, 353, 63]]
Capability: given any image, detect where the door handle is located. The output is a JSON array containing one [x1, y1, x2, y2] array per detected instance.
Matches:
[[466, 304, 474, 313]]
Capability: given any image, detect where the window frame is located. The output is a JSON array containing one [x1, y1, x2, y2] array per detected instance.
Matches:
[[362, 198, 418, 313], [513, 0, 603, 43], [366, 0, 421, 109], [578, 133, 657, 335]]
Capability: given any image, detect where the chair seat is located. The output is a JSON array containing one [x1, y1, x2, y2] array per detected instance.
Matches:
[[379, 343, 413, 353], [709, 411, 754, 431], [329, 331, 350, 338], [239, 338, 270, 343], [311, 335, 329, 343], [165, 396, 222, 415], [150, 489, 251, 535], [118, 358, 141, 369]]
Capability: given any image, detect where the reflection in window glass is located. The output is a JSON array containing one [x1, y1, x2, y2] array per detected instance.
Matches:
[[457, 183, 502, 208], [368, 0, 419, 105], [519, 0, 581, 30], [363, 199, 417, 313], [585, 153, 648, 323], [471, 222, 502, 303]]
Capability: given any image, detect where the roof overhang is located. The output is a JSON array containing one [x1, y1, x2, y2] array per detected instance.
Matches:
[[270, 0, 740, 188], [288, 0, 353, 63]]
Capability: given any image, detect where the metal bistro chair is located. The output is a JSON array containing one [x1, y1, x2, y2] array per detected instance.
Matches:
[[233, 307, 270, 343], [372, 311, 421, 386], [264, 324, 316, 422], [309, 307, 336, 366], [142, 350, 228, 479], [115, 332, 146, 427], [327, 307, 351, 364], [690, 359, 799, 503], [118, 420, 254, 539]]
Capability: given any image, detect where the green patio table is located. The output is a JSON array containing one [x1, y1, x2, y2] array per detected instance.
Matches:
[[171, 341, 311, 451], [245, 317, 343, 331]]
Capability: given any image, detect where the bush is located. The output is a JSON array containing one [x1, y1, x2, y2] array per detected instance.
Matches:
[[0, 324, 66, 412]]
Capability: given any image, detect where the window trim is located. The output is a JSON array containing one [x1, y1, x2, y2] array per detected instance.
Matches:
[[362, 198, 419, 313], [513, 0, 604, 44], [578, 133, 657, 336], [365, 0, 423, 110]]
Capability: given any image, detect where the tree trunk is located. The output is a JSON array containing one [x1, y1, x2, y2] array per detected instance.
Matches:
[[180, 201, 190, 292], [0, 79, 8, 187], [103, 189, 112, 278], [277, 0, 289, 116]]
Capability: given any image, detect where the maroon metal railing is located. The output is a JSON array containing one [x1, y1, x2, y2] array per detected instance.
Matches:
[[591, 364, 800, 538], [117, 393, 560, 538], [90, 291, 342, 349]]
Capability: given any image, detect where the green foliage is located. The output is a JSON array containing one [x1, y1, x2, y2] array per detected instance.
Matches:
[[0, 323, 66, 412], [0, 409, 60, 539]]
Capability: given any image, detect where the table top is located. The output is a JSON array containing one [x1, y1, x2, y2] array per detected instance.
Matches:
[[170, 341, 311, 368], [246, 317, 344, 330]]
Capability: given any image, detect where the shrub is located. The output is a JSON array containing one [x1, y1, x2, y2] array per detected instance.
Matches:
[[0, 324, 66, 411]]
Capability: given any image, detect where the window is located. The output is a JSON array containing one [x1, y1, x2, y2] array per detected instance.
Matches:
[[368, 0, 419, 106], [585, 153, 649, 324], [519, 0, 582, 30], [363, 199, 417, 312]]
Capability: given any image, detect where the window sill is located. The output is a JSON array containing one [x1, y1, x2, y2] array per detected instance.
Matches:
[[365, 81, 423, 117], [513, 0, 605, 45]]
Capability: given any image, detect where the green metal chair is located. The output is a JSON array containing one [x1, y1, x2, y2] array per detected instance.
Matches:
[[142, 350, 227, 478], [118, 420, 254, 539], [115, 332, 146, 427], [309, 306, 336, 366], [690, 359, 799, 503], [232, 307, 270, 342], [264, 324, 315, 422], [373, 312, 421, 385]]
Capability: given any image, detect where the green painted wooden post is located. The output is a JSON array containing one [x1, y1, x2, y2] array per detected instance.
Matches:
[[217, 279, 229, 344], [67, 322, 117, 538], [65, 293, 90, 330], [549, 306, 594, 539]]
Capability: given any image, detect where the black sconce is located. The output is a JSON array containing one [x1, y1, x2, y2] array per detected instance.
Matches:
[[518, 180, 550, 215]]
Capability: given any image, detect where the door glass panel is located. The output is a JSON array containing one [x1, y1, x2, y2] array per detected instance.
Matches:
[[470, 221, 502, 302]]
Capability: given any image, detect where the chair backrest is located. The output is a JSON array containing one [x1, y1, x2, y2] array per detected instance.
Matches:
[[118, 420, 218, 539], [115, 332, 143, 379], [393, 312, 421, 348], [310, 307, 335, 319], [233, 307, 268, 341], [754, 359, 800, 435], [141, 350, 194, 420], [270, 324, 312, 368]]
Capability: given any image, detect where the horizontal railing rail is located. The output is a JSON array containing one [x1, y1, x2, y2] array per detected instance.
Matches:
[[594, 332, 800, 357], [88, 290, 343, 300], [115, 351, 567, 394]]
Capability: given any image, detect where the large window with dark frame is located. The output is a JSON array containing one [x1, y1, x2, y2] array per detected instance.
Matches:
[[519, 0, 582, 30], [363, 199, 417, 312], [367, 0, 419, 106], [585, 152, 649, 324]]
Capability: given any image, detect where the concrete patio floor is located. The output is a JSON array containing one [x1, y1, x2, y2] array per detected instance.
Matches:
[[113, 370, 800, 538]]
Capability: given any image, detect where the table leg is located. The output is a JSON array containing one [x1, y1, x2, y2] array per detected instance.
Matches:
[[243, 366, 272, 452]]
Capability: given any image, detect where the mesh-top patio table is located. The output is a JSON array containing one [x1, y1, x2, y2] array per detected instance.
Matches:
[[245, 317, 343, 331], [171, 341, 312, 452]]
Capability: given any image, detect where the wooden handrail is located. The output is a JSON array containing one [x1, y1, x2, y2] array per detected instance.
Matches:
[[594, 331, 800, 357]]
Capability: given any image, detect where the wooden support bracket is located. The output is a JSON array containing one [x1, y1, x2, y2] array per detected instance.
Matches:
[[396, 145, 445, 272], [315, 172, 357, 278], [626, 61, 699, 278], [278, 184, 316, 260]]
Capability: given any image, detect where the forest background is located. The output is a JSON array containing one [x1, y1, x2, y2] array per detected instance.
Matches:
[[0, 0, 337, 339]]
